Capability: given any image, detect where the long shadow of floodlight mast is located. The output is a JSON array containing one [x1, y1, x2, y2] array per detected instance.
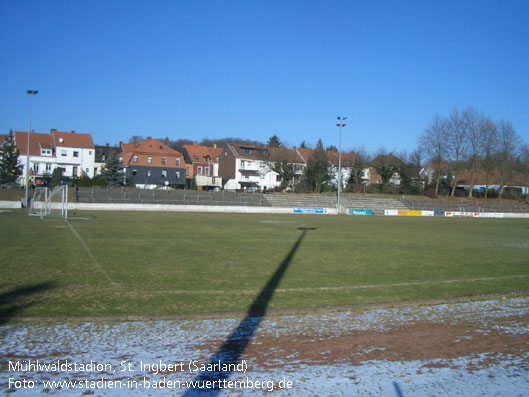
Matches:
[[183, 230, 309, 396]]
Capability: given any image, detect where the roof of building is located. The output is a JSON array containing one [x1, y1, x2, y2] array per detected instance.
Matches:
[[268, 147, 304, 163], [95, 145, 121, 162], [120, 138, 185, 167], [52, 130, 94, 149], [228, 143, 305, 164], [14, 131, 56, 156], [228, 143, 270, 161], [183, 143, 224, 164]]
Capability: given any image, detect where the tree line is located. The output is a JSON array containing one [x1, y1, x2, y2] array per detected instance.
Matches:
[[419, 107, 528, 198]]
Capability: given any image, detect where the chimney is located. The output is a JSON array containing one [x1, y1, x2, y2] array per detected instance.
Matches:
[[213, 143, 217, 148], [133, 136, 137, 147], [193, 141, 198, 146], [164, 137, 169, 145], [106, 143, 109, 147], [51, 128, 57, 134], [71, 130, 75, 134]]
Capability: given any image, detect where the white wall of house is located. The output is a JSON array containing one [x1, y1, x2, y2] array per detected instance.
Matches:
[[17, 154, 58, 185], [56, 146, 95, 178]]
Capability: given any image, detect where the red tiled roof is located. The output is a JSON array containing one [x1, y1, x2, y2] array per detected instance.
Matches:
[[296, 148, 313, 163], [183, 144, 224, 164], [121, 143, 134, 152], [14, 131, 55, 156], [268, 147, 304, 163], [120, 138, 185, 168], [53, 131, 94, 149]]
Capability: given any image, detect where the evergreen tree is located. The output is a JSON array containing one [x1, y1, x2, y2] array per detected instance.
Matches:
[[102, 150, 124, 186], [303, 139, 331, 192], [0, 130, 22, 184], [267, 134, 283, 148], [49, 167, 63, 188]]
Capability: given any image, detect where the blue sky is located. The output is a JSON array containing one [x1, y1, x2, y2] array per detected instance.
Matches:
[[1, 0, 528, 155]]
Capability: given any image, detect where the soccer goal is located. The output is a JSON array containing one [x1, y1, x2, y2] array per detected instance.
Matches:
[[29, 185, 68, 220]]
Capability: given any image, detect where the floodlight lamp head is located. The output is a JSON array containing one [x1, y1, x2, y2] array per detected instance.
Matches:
[[27, 90, 38, 95]]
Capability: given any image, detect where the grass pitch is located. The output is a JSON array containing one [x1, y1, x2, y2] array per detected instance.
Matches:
[[1, 210, 528, 319]]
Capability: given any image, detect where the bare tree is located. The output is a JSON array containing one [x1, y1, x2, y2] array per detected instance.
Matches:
[[480, 118, 498, 198], [496, 120, 521, 197], [446, 109, 468, 196], [420, 114, 448, 195], [462, 107, 486, 197], [518, 144, 529, 196], [409, 146, 424, 168]]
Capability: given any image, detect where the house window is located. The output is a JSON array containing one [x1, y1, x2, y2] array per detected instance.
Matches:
[[132, 169, 137, 176], [205, 167, 210, 176], [73, 151, 79, 157], [85, 168, 89, 173], [176, 171, 180, 179], [89, 151, 92, 155], [176, 158, 180, 165], [45, 164, 51, 172], [147, 157, 152, 164], [193, 156, 199, 160], [133, 156, 138, 163], [73, 167, 78, 177], [197, 166, 203, 175], [61, 149, 67, 157], [161, 170, 167, 178], [162, 157, 167, 165], [33, 163, 39, 172], [102, 155, 106, 161], [147, 170, 152, 177]]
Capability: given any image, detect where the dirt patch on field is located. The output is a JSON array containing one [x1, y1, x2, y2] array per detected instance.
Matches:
[[193, 311, 529, 371]]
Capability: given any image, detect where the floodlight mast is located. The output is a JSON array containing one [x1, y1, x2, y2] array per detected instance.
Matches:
[[25, 90, 38, 210], [336, 116, 347, 214]]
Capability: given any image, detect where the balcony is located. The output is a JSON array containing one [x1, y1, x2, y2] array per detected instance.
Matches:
[[195, 175, 222, 188], [239, 161, 260, 171]]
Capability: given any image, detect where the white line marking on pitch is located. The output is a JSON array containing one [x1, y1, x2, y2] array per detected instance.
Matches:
[[66, 221, 120, 287], [141, 274, 529, 295]]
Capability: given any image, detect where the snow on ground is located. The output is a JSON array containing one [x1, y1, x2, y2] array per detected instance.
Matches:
[[1, 296, 528, 396]]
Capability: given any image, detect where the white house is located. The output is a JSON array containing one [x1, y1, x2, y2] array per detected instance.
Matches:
[[52, 129, 95, 178], [14, 129, 95, 186], [218, 144, 306, 191]]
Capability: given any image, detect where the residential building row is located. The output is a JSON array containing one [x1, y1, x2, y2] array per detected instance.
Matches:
[[4, 130, 527, 194]]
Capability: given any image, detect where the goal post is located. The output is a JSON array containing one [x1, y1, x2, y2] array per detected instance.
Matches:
[[29, 185, 68, 220]]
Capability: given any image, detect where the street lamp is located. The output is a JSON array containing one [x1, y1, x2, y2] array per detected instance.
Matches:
[[336, 116, 347, 214], [25, 90, 38, 209]]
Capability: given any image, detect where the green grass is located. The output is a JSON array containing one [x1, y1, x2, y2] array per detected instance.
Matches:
[[1, 209, 528, 319]]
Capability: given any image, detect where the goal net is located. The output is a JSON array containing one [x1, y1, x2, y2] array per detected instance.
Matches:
[[29, 185, 68, 220]]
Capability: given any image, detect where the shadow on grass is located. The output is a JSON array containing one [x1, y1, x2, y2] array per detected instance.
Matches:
[[183, 230, 309, 396], [0, 281, 57, 324]]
